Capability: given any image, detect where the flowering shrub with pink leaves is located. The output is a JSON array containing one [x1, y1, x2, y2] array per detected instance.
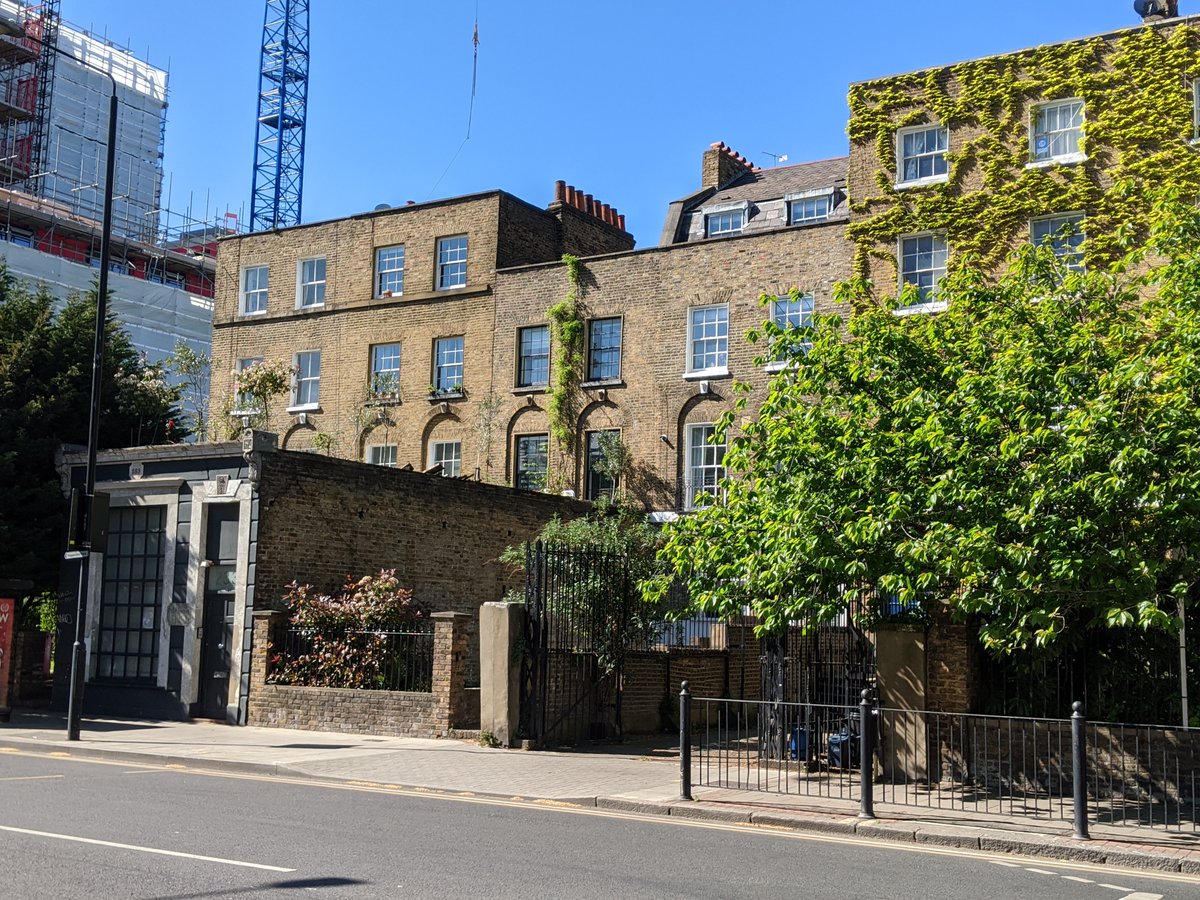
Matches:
[[268, 570, 430, 690]]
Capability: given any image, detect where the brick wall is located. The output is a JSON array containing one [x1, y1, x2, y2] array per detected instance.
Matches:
[[926, 609, 982, 713], [247, 609, 476, 737], [492, 224, 853, 508], [252, 449, 589, 684]]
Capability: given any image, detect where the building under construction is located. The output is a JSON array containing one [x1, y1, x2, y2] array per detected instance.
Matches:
[[0, 0, 237, 379]]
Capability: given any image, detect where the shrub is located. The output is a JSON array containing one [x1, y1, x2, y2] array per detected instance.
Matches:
[[268, 569, 428, 689]]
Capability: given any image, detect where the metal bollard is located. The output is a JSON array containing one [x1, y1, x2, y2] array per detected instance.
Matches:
[[1071, 700, 1090, 840], [858, 688, 875, 820], [679, 681, 693, 801]]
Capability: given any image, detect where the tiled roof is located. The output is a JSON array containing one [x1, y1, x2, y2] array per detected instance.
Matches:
[[694, 156, 848, 208]]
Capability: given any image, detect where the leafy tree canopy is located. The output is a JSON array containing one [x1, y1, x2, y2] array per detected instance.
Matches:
[[655, 201, 1200, 655], [0, 269, 185, 596]]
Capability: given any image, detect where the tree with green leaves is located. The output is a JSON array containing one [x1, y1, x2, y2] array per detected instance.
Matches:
[[0, 270, 185, 602], [654, 201, 1200, 657]]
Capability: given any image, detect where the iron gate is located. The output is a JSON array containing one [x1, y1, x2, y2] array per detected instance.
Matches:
[[519, 542, 632, 747], [758, 599, 877, 761]]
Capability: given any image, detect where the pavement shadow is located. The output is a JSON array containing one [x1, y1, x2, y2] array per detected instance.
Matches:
[[147, 876, 367, 899]]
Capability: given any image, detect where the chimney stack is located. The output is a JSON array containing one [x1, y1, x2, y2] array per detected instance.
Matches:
[[701, 141, 756, 190], [549, 182, 628, 232], [1138, 0, 1179, 23]]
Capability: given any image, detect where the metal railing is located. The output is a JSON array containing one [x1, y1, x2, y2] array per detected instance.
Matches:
[[269, 626, 434, 693], [679, 686, 1200, 833]]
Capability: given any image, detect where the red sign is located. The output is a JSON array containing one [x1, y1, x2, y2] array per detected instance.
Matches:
[[0, 596, 14, 710]]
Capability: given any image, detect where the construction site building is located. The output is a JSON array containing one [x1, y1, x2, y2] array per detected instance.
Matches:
[[0, 0, 235, 383]]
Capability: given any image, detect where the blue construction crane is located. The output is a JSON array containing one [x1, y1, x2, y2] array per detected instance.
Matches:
[[250, 0, 308, 231]]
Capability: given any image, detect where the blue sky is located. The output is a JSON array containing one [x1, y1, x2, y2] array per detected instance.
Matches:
[[65, 1, 1175, 247]]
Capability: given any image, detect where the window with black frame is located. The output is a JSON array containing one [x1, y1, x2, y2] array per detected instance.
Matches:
[[96, 505, 166, 683]]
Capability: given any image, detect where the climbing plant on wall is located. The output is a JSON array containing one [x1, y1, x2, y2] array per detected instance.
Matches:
[[546, 253, 585, 452], [847, 24, 1200, 285]]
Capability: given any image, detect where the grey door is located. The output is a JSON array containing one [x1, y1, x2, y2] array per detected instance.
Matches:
[[198, 504, 239, 719]]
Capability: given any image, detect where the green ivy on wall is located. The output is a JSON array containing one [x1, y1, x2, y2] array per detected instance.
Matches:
[[847, 24, 1200, 283], [546, 253, 584, 451]]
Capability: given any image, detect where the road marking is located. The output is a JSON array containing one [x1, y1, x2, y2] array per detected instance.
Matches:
[[0, 774, 63, 782], [1118, 894, 1163, 900], [1099, 886, 1134, 892], [1024, 867, 1056, 875], [0, 824, 294, 872], [3, 747, 1198, 888], [1062, 876, 1094, 884]]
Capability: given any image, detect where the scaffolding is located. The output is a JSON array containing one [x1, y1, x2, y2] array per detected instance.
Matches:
[[0, 0, 58, 193]]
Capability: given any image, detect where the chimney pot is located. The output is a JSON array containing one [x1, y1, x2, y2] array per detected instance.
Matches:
[[554, 180, 566, 202], [618, 213, 626, 231], [584, 193, 594, 214]]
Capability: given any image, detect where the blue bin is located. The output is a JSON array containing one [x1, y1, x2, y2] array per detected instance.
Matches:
[[789, 727, 811, 760], [827, 729, 859, 768]]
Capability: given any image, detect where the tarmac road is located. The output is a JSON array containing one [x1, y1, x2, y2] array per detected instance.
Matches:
[[0, 751, 1194, 899]]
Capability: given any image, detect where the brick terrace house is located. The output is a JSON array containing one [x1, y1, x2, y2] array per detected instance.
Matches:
[[209, 188, 633, 470], [208, 145, 853, 517], [491, 144, 851, 516]]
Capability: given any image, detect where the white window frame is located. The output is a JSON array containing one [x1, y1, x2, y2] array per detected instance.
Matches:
[[704, 207, 745, 238], [375, 245, 405, 298], [516, 324, 550, 388], [1028, 99, 1086, 167], [685, 304, 729, 379], [233, 356, 264, 415], [685, 423, 726, 511], [366, 444, 398, 467], [433, 336, 464, 393], [296, 257, 326, 308], [896, 231, 948, 314], [240, 265, 268, 316], [369, 342, 401, 398], [431, 440, 462, 478], [895, 123, 949, 187], [290, 350, 321, 411], [1193, 79, 1200, 142], [766, 292, 815, 370], [786, 190, 833, 225], [1030, 212, 1085, 273], [437, 235, 469, 290]]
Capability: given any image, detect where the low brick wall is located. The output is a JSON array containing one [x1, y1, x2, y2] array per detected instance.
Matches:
[[248, 610, 476, 738]]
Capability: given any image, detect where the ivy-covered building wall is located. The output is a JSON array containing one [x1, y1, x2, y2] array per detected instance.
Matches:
[[846, 19, 1200, 294]]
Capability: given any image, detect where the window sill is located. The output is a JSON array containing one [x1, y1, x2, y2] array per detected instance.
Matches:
[[295, 303, 326, 312], [375, 291, 404, 300], [894, 175, 948, 191], [581, 379, 625, 390], [229, 408, 263, 418], [513, 385, 547, 395], [892, 300, 947, 317], [287, 404, 321, 415], [436, 282, 470, 293], [682, 367, 730, 382], [1025, 152, 1086, 170], [238, 309, 267, 318], [428, 390, 465, 401], [363, 395, 401, 407]]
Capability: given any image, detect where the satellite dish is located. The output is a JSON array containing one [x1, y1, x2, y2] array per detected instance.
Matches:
[[374, 203, 392, 211]]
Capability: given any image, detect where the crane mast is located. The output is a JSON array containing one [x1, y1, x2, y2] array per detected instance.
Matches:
[[250, 0, 308, 231]]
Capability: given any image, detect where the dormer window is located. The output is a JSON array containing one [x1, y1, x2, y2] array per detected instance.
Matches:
[[705, 207, 744, 238], [786, 189, 833, 225], [896, 124, 949, 186]]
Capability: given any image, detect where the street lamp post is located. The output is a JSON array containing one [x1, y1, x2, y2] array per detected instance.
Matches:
[[0, 11, 120, 741]]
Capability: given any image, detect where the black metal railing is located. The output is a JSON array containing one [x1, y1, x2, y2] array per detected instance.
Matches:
[[269, 626, 434, 693], [681, 686, 1200, 833]]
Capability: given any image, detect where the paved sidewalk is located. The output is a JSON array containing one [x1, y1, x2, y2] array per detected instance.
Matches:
[[3, 711, 1200, 877]]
